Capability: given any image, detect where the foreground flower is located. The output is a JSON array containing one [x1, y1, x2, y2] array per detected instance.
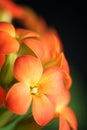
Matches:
[[22, 28, 72, 89], [55, 89, 77, 130], [0, 86, 6, 105], [5, 55, 65, 126]]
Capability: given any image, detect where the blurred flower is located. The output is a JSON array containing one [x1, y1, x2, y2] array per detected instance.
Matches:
[[5, 55, 65, 126], [58, 107, 77, 130], [55, 88, 77, 130], [0, 0, 25, 19], [0, 22, 19, 68], [22, 28, 72, 89]]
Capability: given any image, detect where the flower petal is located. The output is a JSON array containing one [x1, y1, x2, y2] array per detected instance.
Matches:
[[57, 52, 70, 74], [38, 66, 65, 108], [5, 82, 32, 114], [14, 55, 43, 84], [46, 28, 63, 55], [0, 54, 5, 68], [20, 7, 47, 34], [0, 31, 19, 54], [0, 86, 6, 105], [32, 94, 54, 126], [62, 70, 72, 89], [55, 88, 70, 114], [59, 115, 70, 130], [0, 22, 16, 37], [39, 66, 64, 96], [61, 107, 78, 130], [16, 28, 40, 42], [23, 38, 44, 60]]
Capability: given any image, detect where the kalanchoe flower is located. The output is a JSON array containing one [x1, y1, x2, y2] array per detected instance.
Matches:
[[22, 28, 63, 64], [22, 28, 72, 89], [0, 22, 20, 66], [0, 22, 20, 84], [0, 0, 25, 19], [0, 22, 19, 54], [0, 0, 47, 34], [55, 88, 77, 130], [5, 55, 65, 126], [0, 86, 6, 105], [0, 21, 40, 68]]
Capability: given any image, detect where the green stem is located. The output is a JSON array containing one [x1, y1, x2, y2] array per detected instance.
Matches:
[[0, 9, 12, 22], [0, 53, 17, 88], [0, 108, 13, 128]]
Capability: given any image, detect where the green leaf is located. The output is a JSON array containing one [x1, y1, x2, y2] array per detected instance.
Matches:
[[42, 119, 58, 130], [0, 109, 13, 128], [17, 43, 37, 57]]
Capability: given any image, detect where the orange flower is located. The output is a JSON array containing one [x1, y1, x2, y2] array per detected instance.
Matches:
[[0, 22, 40, 68], [0, 0, 25, 18], [0, 22, 19, 67], [0, 86, 6, 105], [55, 89, 77, 130], [22, 28, 62, 64], [22, 28, 72, 89], [5, 55, 65, 126]]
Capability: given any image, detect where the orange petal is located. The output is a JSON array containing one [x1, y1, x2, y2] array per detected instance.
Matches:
[[57, 52, 70, 74], [59, 115, 70, 130], [5, 82, 32, 114], [0, 86, 6, 105], [39, 28, 63, 63], [0, 31, 19, 54], [55, 88, 70, 114], [14, 55, 43, 84], [32, 94, 54, 126], [0, 54, 5, 68], [16, 28, 40, 42], [62, 70, 72, 89], [39, 66, 64, 96], [40, 32, 57, 63], [61, 107, 78, 130], [46, 28, 63, 55], [23, 38, 44, 60], [0, 22, 16, 37], [38, 66, 65, 107], [20, 7, 47, 34]]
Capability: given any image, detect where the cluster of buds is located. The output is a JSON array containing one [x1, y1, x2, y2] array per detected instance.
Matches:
[[0, 0, 77, 130]]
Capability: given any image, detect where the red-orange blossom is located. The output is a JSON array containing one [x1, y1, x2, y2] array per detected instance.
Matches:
[[5, 55, 65, 126]]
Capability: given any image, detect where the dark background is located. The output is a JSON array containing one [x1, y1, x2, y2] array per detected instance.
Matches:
[[14, 0, 87, 129]]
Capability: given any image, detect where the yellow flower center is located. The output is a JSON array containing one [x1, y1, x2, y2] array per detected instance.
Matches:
[[30, 86, 38, 95]]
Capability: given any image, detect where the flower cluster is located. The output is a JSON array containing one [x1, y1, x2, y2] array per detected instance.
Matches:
[[0, 0, 77, 130]]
